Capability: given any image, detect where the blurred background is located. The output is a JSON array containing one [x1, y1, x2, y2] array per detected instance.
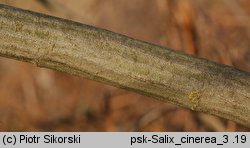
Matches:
[[0, 0, 250, 131]]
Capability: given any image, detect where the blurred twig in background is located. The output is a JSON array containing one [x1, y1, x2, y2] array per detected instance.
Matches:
[[36, 0, 52, 10]]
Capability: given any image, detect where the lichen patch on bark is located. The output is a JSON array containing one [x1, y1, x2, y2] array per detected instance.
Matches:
[[188, 90, 201, 110]]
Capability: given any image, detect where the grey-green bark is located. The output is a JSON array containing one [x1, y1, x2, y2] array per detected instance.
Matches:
[[0, 4, 250, 128]]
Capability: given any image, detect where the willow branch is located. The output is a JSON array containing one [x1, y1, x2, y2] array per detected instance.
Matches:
[[0, 4, 250, 128]]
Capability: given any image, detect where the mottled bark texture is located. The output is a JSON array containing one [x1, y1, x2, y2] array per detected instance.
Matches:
[[0, 4, 250, 127]]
